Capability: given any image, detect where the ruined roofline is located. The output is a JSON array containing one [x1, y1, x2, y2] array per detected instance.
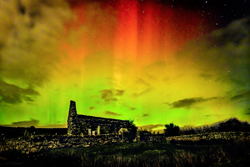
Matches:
[[77, 114, 130, 122]]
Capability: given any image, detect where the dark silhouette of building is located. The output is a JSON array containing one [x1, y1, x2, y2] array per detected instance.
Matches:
[[67, 100, 130, 136]]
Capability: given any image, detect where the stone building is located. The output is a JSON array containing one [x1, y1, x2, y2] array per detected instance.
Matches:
[[67, 100, 131, 136]]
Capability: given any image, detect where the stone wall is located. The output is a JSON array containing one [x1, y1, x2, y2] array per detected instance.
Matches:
[[0, 134, 134, 154], [165, 131, 250, 143], [76, 115, 130, 133], [1, 132, 250, 155], [67, 101, 78, 136]]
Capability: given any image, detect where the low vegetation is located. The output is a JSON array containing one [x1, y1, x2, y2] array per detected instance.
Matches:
[[0, 118, 250, 166], [0, 137, 250, 167]]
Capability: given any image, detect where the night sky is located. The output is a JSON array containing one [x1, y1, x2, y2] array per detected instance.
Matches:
[[0, 0, 250, 132]]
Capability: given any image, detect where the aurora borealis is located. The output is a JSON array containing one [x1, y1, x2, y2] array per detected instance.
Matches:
[[0, 0, 250, 132]]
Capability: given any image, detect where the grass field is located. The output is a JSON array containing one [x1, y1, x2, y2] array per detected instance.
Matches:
[[0, 137, 250, 167]]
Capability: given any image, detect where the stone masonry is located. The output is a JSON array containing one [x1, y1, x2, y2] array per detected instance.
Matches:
[[1, 132, 249, 154], [67, 100, 130, 136], [67, 101, 78, 136]]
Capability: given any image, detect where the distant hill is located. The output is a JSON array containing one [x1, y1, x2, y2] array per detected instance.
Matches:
[[210, 118, 250, 132], [145, 118, 250, 135], [178, 118, 250, 134]]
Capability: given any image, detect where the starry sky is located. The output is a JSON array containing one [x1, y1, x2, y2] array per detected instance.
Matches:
[[0, 0, 250, 132]]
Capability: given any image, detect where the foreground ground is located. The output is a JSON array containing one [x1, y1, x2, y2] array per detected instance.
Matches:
[[0, 138, 250, 167]]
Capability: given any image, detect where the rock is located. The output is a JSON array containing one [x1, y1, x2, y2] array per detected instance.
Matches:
[[30, 148, 37, 152]]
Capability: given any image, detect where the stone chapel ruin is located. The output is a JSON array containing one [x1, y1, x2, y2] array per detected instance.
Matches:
[[67, 100, 130, 136]]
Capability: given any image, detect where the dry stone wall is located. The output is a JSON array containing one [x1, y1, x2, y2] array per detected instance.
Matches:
[[165, 131, 250, 143], [1, 134, 134, 154], [1, 132, 250, 155]]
